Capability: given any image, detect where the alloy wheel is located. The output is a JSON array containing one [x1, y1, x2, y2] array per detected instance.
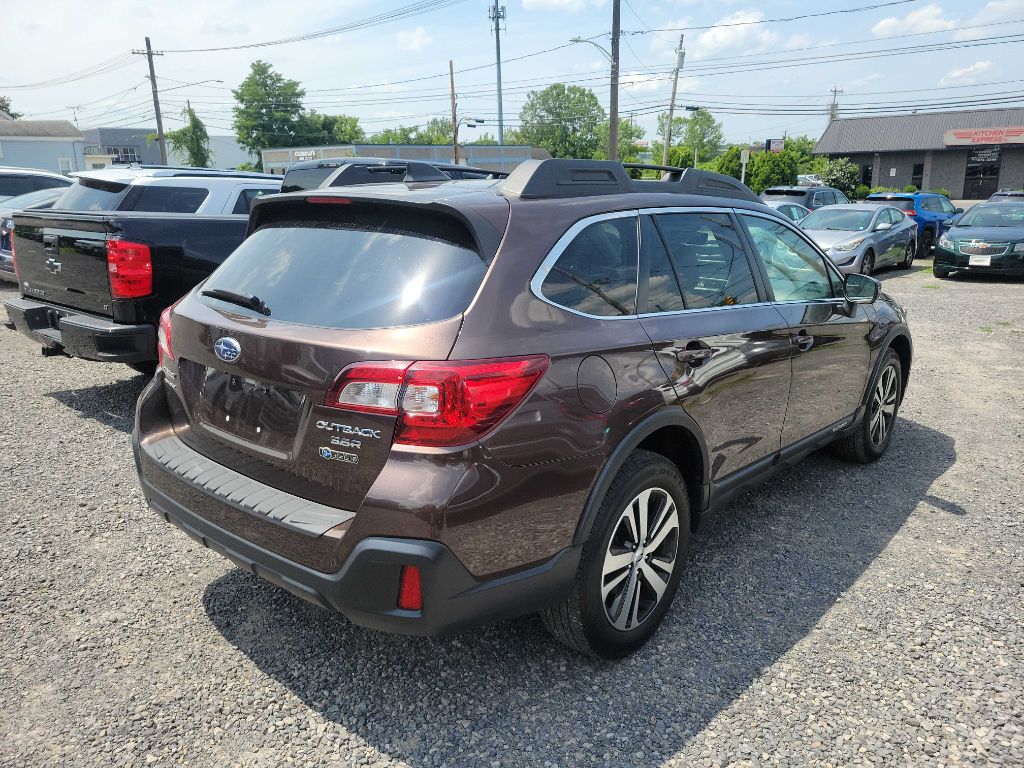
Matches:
[[601, 487, 680, 631], [870, 365, 899, 446], [903, 242, 915, 268], [861, 251, 874, 275]]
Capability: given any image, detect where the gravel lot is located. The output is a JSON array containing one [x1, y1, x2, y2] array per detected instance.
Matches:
[[1, 260, 1022, 768]]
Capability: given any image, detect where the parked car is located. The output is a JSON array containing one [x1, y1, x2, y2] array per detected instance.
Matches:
[[2, 166, 281, 374], [934, 201, 1024, 279], [764, 199, 811, 222], [989, 190, 1024, 202], [0, 186, 69, 282], [797, 174, 823, 186], [0, 167, 71, 202], [133, 159, 912, 658], [800, 203, 917, 275], [864, 192, 962, 253], [280, 157, 507, 193], [761, 185, 850, 210]]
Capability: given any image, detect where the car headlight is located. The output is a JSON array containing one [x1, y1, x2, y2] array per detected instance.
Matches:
[[832, 236, 866, 252], [938, 235, 953, 250], [1014, 242, 1024, 253]]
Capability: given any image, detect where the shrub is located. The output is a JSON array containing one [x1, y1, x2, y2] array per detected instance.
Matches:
[[853, 184, 870, 200], [869, 186, 900, 194], [903, 184, 919, 193], [928, 187, 951, 198], [821, 157, 858, 197]]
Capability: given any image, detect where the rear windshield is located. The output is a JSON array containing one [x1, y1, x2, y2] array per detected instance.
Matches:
[[801, 208, 874, 231], [51, 177, 128, 211], [201, 217, 487, 329], [763, 189, 806, 198], [281, 167, 338, 193], [868, 197, 915, 211], [120, 185, 209, 213]]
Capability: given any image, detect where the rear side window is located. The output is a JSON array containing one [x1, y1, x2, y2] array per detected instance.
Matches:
[[281, 166, 338, 193], [540, 217, 638, 317], [656, 213, 759, 309], [202, 212, 487, 329], [121, 185, 209, 213], [231, 188, 273, 215], [0, 175, 66, 197], [640, 215, 684, 313], [51, 177, 128, 211]]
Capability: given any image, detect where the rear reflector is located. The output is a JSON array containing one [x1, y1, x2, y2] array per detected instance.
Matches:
[[157, 297, 183, 368], [9, 224, 17, 281], [107, 239, 153, 299], [325, 355, 548, 448], [397, 565, 422, 611]]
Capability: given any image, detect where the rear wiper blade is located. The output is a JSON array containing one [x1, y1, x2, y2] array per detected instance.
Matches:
[[201, 288, 271, 316]]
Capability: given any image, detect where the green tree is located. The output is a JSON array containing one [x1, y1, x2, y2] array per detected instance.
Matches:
[[232, 61, 307, 168], [517, 84, 605, 159], [715, 146, 744, 180], [596, 118, 644, 161], [746, 149, 799, 195], [0, 96, 22, 119], [165, 105, 211, 168], [369, 125, 420, 144], [652, 109, 724, 166], [468, 133, 499, 145], [414, 117, 454, 145], [330, 114, 366, 144], [822, 157, 859, 197], [295, 112, 366, 146]]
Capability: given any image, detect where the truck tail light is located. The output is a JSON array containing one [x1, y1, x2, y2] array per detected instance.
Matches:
[[9, 224, 18, 280], [157, 298, 182, 368], [107, 239, 152, 298], [397, 565, 422, 611], [325, 355, 549, 448]]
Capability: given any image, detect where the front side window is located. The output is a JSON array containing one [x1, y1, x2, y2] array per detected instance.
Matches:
[[656, 212, 758, 309], [940, 198, 956, 214], [834, 189, 850, 204], [541, 217, 638, 316], [741, 215, 835, 302]]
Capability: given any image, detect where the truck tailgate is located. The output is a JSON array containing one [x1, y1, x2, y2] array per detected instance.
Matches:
[[13, 212, 113, 316]]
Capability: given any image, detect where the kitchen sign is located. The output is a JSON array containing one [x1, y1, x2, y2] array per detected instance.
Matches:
[[943, 127, 1024, 146]]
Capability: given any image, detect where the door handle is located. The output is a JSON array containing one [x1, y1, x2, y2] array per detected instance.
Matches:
[[792, 330, 814, 352], [675, 341, 714, 366]]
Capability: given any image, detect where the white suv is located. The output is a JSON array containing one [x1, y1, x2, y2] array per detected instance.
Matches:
[[0, 167, 72, 202]]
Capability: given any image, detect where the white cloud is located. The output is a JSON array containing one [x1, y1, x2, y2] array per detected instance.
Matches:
[[395, 27, 432, 51], [871, 4, 955, 37], [691, 11, 780, 59], [955, 0, 1024, 39], [939, 60, 994, 85], [522, 0, 605, 12], [783, 33, 812, 50]]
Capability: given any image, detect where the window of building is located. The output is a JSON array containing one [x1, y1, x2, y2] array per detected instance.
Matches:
[[104, 145, 141, 163], [911, 163, 924, 190]]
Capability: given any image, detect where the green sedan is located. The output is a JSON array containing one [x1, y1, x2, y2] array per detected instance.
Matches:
[[934, 202, 1024, 279]]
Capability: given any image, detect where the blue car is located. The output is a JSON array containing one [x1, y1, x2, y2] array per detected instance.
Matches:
[[864, 192, 963, 254]]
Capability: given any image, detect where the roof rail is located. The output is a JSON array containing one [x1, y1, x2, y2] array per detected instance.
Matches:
[[108, 162, 278, 180], [500, 158, 759, 203]]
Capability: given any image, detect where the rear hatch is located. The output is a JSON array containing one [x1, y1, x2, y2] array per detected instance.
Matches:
[[169, 193, 508, 511]]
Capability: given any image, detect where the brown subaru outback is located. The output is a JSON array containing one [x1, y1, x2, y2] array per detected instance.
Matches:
[[133, 160, 912, 658]]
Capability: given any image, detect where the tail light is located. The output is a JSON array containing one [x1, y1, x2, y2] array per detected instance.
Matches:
[[9, 224, 17, 281], [157, 298, 182, 368], [397, 565, 422, 611], [905, 209, 917, 216], [107, 239, 153, 298], [326, 355, 549, 448]]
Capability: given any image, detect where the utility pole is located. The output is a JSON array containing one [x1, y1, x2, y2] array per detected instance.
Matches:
[[661, 34, 685, 167], [132, 37, 167, 164], [829, 85, 843, 122], [490, 2, 506, 145], [609, 0, 620, 161], [449, 60, 459, 165]]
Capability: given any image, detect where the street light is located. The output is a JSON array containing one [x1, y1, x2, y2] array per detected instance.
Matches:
[[453, 117, 485, 165], [683, 105, 701, 166], [570, 37, 611, 61]]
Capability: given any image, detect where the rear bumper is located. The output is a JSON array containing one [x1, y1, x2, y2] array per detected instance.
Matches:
[[137, 461, 581, 636], [2, 295, 155, 362]]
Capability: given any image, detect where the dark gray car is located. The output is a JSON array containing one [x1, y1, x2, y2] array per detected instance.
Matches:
[[800, 203, 917, 274]]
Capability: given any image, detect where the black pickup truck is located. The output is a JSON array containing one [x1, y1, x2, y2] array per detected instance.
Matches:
[[3, 167, 280, 374]]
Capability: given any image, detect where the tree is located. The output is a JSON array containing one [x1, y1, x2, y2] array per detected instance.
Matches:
[[0, 96, 22, 119], [468, 133, 499, 145], [651, 109, 724, 166], [369, 125, 420, 144], [414, 117, 454, 145], [822, 157, 859, 197], [517, 84, 605, 159], [715, 146, 744, 180], [746, 149, 799, 195], [165, 105, 211, 168], [232, 61, 307, 168], [296, 112, 367, 146], [597, 118, 644, 161]]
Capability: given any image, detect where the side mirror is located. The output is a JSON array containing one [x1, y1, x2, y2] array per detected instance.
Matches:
[[874, 221, 892, 232], [844, 273, 880, 304], [954, 207, 964, 214]]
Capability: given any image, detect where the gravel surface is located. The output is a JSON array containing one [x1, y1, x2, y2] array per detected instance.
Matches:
[[1, 261, 1022, 768]]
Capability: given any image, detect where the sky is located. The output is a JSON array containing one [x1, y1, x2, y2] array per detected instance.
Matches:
[[4, 0, 1024, 150]]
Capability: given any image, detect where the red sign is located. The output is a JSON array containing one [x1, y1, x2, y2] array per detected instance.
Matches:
[[943, 127, 1024, 146]]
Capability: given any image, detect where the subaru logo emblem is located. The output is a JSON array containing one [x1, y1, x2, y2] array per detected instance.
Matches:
[[214, 337, 241, 363]]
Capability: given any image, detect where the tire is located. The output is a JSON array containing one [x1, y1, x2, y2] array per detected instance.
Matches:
[[933, 266, 951, 279], [860, 250, 875, 275], [900, 241, 915, 269], [541, 450, 691, 658], [831, 349, 902, 464], [919, 229, 934, 255], [127, 361, 157, 377]]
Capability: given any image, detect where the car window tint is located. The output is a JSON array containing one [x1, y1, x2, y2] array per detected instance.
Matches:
[[541, 217, 638, 316], [281, 166, 338, 193], [657, 213, 758, 309], [231, 188, 273, 215], [639, 215, 684, 313], [122, 185, 209, 213], [51, 177, 128, 211], [834, 190, 850, 204], [0, 176, 37, 198], [741, 215, 835, 302], [940, 198, 956, 214]]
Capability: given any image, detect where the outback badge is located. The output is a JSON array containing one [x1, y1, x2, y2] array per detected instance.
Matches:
[[213, 337, 241, 363]]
